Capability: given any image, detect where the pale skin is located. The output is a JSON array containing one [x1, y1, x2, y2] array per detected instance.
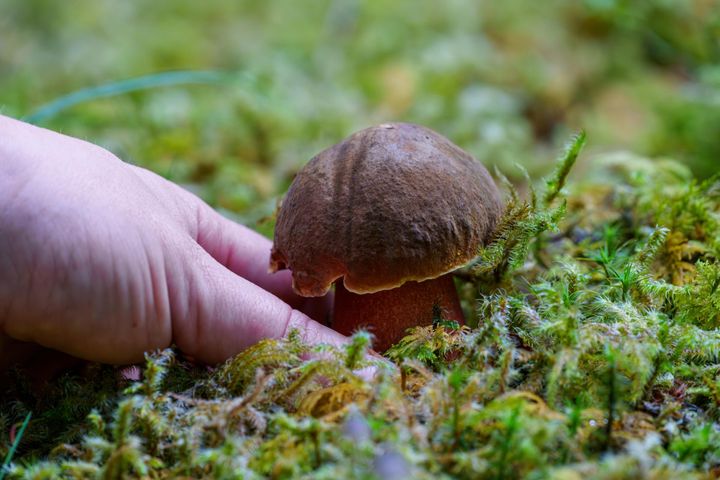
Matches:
[[0, 114, 347, 371]]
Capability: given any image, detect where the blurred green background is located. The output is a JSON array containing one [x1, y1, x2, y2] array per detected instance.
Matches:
[[1, 0, 719, 235]]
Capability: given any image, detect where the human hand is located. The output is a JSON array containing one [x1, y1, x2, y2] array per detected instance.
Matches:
[[0, 115, 347, 369]]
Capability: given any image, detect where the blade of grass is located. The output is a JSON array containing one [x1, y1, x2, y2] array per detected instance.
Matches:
[[23, 70, 232, 125], [0, 412, 32, 480]]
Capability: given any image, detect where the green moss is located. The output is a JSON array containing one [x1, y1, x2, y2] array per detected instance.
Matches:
[[3, 137, 719, 479]]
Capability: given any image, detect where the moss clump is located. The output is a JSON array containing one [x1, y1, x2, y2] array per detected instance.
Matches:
[[2, 137, 720, 479]]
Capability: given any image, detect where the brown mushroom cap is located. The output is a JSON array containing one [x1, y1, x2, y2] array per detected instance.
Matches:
[[269, 122, 503, 297]]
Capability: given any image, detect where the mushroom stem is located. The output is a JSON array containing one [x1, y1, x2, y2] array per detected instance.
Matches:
[[332, 273, 465, 352]]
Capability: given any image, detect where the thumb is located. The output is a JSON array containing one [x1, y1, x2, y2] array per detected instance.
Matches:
[[171, 245, 347, 364]]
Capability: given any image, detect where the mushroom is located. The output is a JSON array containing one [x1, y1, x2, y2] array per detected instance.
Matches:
[[269, 123, 502, 351]]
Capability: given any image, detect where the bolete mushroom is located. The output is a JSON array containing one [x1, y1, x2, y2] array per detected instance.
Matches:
[[269, 123, 502, 351]]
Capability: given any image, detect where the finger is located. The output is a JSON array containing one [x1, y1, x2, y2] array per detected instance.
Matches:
[[171, 245, 347, 364], [193, 204, 333, 319], [127, 164, 332, 320], [196, 208, 293, 297]]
